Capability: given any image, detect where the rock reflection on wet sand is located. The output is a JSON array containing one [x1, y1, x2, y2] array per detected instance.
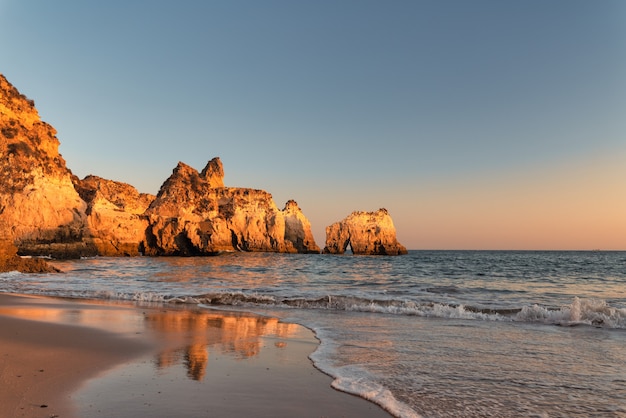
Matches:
[[0, 294, 390, 417], [144, 309, 299, 381]]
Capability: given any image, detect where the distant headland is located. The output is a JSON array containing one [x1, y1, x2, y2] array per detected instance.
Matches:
[[0, 73, 406, 268]]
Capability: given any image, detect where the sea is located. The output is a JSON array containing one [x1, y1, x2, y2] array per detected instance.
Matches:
[[1, 250, 625, 417]]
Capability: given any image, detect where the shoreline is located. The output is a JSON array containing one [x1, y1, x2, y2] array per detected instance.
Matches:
[[0, 293, 391, 417]]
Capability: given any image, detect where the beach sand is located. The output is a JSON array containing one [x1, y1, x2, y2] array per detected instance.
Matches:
[[0, 293, 391, 417]]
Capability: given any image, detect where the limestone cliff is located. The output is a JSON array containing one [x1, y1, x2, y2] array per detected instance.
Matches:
[[73, 175, 155, 256], [144, 159, 320, 255], [323, 208, 407, 255], [0, 74, 87, 258], [0, 74, 156, 258], [1, 74, 345, 259]]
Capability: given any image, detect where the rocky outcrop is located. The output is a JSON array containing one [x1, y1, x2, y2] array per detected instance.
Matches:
[[199, 157, 224, 188], [73, 175, 155, 256], [0, 242, 59, 273], [0, 223, 59, 272], [143, 160, 320, 255], [4, 74, 413, 260], [0, 74, 88, 258], [0, 75, 156, 258], [0, 74, 155, 258], [323, 209, 407, 255], [282, 200, 319, 253]]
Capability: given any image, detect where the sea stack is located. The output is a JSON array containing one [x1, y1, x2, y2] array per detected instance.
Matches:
[[323, 208, 408, 255]]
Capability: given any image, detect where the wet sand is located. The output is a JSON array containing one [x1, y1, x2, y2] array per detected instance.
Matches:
[[0, 293, 391, 417]]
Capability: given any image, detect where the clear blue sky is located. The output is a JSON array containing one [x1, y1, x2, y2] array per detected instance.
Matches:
[[2, 1, 625, 249]]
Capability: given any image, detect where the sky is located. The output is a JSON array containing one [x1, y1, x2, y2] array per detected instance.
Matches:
[[1, 0, 625, 250]]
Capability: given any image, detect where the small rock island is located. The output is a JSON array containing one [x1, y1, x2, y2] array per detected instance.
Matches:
[[0, 74, 406, 261], [323, 209, 408, 255]]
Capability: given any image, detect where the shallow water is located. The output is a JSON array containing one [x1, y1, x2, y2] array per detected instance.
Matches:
[[2, 250, 626, 416]]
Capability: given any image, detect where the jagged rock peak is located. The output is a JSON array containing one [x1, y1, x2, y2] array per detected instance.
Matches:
[[152, 158, 225, 207], [0, 74, 39, 127], [172, 161, 200, 180], [200, 157, 225, 188], [1, 74, 66, 181], [323, 208, 407, 256], [150, 161, 208, 216], [283, 200, 300, 211]]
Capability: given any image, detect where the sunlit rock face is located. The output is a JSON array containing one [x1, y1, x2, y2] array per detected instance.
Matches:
[[323, 208, 408, 255], [199, 156, 225, 188], [144, 160, 320, 255], [0, 74, 320, 258], [282, 200, 320, 254], [0, 74, 88, 258], [74, 175, 155, 256], [0, 74, 153, 258]]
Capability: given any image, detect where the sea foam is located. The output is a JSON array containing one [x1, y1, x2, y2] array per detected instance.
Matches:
[[516, 297, 626, 328], [309, 327, 422, 418]]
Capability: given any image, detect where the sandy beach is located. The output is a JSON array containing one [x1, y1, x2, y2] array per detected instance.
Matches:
[[0, 293, 390, 418]]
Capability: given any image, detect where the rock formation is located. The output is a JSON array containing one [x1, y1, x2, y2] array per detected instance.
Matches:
[[282, 199, 319, 254], [3, 73, 411, 261], [73, 175, 155, 256], [0, 222, 59, 272], [1, 74, 322, 259], [143, 159, 320, 255], [199, 156, 225, 188], [0, 74, 88, 258], [0, 74, 156, 258], [323, 208, 408, 255]]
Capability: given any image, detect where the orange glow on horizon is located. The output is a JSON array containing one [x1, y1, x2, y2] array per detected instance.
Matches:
[[394, 153, 626, 250]]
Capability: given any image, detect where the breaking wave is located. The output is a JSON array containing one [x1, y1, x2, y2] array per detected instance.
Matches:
[[515, 297, 626, 328], [2, 271, 624, 329], [185, 293, 626, 329]]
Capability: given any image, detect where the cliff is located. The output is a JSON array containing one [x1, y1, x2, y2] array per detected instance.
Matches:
[[0, 74, 157, 258], [2, 74, 409, 260], [323, 208, 408, 255], [0, 74, 88, 258], [0, 74, 321, 258]]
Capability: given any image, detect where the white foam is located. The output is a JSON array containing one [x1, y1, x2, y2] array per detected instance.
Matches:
[[330, 367, 423, 418], [0, 270, 22, 277], [338, 299, 509, 322], [309, 327, 422, 418], [515, 297, 626, 328], [164, 295, 201, 304]]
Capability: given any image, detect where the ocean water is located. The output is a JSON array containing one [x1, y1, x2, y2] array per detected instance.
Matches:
[[2, 250, 626, 417]]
